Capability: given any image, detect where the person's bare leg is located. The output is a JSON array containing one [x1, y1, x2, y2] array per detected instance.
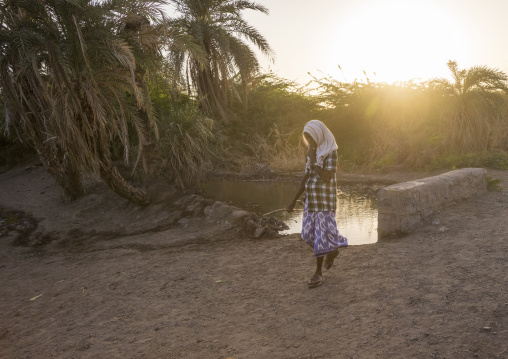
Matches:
[[308, 256, 324, 288], [325, 249, 339, 270], [315, 256, 323, 276]]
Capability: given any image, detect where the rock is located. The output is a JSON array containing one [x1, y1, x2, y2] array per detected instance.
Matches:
[[204, 202, 235, 223], [178, 218, 189, 225], [254, 227, 266, 238], [185, 197, 206, 216], [203, 205, 213, 217], [76, 337, 91, 351], [173, 194, 197, 207], [244, 219, 258, 232], [227, 210, 251, 224]]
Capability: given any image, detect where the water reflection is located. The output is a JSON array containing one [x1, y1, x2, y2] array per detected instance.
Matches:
[[202, 180, 378, 245]]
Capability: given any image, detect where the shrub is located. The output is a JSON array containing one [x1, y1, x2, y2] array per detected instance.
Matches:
[[427, 150, 508, 170], [155, 102, 217, 188]]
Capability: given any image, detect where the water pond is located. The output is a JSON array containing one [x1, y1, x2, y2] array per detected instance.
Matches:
[[202, 180, 380, 245]]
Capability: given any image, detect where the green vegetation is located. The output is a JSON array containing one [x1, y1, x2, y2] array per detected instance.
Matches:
[[169, 0, 274, 122], [226, 73, 318, 172], [0, 0, 169, 204], [152, 94, 217, 188], [2, 2, 508, 205], [487, 176, 503, 191], [307, 63, 508, 171]]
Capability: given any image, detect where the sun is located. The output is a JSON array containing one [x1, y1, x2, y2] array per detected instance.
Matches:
[[324, 0, 470, 83]]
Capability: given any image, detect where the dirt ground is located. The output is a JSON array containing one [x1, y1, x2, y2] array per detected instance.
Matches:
[[1, 162, 507, 359]]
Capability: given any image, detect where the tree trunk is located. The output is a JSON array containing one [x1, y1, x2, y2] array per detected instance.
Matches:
[[197, 67, 229, 122], [99, 156, 150, 206], [138, 107, 157, 176], [135, 72, 157, 177], [34, 140, 85, 201]]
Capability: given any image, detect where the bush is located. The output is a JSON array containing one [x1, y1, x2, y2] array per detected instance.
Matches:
[[0, 101, 34, 167], [154, 99, 218, 188], [427, 150, 508, 170], [487, 176, 503, 191]]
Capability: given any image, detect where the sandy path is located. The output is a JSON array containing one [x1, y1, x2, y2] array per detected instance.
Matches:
[[1, 166, 508, 358]]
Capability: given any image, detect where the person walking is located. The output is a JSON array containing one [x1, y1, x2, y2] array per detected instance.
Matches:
[[287, 120, 348, 288]]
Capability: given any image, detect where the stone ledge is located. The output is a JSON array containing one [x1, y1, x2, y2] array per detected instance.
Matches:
[[377, 168, 487, 236]]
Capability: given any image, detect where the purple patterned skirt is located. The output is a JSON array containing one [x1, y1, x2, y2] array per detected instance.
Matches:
[[301, 198, 348, 257]]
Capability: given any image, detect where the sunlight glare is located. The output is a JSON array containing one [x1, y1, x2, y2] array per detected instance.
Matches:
[[325, 0, 470, 83]]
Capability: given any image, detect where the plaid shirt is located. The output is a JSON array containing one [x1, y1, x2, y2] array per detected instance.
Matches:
[[305, 150, 338, 212]]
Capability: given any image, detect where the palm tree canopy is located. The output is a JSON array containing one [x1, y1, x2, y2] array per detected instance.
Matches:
[[0, 0, 168, 173], [171, 0, 272, 53], [443, 60, 508, 96], [427, 61, 508, 151], [167, 0, 274, 120]]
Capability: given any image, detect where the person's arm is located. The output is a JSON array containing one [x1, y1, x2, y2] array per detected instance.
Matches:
[[287, 172, 309, 212], [312, 165, 332, 182], [308, 148, 333, 183]]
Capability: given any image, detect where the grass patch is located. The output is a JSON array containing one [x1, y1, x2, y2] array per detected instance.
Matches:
[[487, 176, 503, 191], [428, 151, 508, 170]]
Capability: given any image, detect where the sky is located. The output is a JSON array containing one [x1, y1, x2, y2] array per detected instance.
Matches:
[[242, 0, 508, 85]]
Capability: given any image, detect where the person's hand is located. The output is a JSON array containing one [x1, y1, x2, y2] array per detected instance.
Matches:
[[286, 200, 296, 212]]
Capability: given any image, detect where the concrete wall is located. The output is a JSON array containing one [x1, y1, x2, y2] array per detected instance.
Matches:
[[377, 168, 488, 236]]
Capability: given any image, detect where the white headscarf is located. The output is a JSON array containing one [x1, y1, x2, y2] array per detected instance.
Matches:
[[303, 120, 338, 167]]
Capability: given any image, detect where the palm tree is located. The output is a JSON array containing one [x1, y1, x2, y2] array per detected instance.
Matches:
[[431, 60, 508, 151], [120, 7, 211, 176], [0, 0, 168, 205], [168, 0, 274, 121]]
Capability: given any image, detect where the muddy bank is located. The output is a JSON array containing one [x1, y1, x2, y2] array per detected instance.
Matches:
[[0, 163, 287, 252]]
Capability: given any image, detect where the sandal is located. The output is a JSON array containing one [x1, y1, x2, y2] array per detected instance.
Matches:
[[324, 249, 339, 270], [307, 275, 324, 288]]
